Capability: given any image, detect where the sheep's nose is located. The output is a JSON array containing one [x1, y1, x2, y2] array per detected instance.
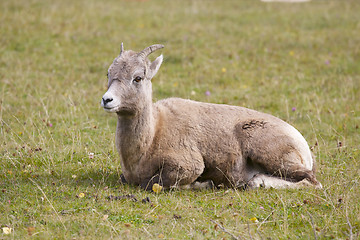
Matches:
[[102, 97, 113, 105]]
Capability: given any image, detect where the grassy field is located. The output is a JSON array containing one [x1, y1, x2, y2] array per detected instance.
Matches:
[[1, 0, 359, 239]]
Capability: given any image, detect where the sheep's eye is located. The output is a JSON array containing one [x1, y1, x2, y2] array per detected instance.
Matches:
[[133, 76, 142, 83]]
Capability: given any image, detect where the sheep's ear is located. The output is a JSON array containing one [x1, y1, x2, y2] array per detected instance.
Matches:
[[148, 54, 163, 80]]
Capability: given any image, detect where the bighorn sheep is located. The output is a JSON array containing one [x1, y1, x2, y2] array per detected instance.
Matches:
[[101, 44, 322, 190]]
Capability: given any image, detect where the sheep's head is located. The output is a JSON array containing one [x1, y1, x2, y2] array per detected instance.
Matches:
[[101, 43, 164, 115]]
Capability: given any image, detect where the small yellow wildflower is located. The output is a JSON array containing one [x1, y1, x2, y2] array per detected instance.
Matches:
[[250, 217, 259, 223], [221, 67, 227, 73], [152, 183, 163, 194], [78, 193, 85, 198]]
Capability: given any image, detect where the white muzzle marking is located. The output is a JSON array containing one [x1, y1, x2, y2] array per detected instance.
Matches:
[[101, 89, 120, 113]]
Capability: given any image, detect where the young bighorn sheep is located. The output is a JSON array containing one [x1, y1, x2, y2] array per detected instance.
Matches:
[[101, 44, 322, 190]]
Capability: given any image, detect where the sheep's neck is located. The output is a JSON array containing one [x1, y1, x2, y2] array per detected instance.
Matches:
[[116, 102, 155, 169]]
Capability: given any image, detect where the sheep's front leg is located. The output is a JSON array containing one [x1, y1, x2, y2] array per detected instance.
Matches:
[[139, 169, 194, 191], [140, 156, 205, 191]]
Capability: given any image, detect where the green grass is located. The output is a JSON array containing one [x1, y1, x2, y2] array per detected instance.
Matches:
[[1, 0, 359, 239]]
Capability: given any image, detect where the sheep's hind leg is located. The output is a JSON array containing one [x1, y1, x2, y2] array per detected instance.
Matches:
[[246, 174, 315, 189]]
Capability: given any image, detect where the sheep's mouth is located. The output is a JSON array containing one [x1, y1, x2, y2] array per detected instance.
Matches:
[[103, 105, 135, 116], [103, 105, 121, 113]]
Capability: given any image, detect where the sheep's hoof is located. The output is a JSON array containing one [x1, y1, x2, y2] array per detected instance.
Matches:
[[176, 180, 215, 190], [119, 174, 127, 184], [191, 180, 215, 190]]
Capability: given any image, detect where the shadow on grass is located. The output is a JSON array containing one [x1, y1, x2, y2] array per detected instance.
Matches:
[[2, 168, 128, 193], [73, 169, 124, 188]]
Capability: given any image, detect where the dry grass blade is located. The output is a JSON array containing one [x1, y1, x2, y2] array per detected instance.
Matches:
[[28, 178, 67, 231], [211, 219, 243, 240]]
